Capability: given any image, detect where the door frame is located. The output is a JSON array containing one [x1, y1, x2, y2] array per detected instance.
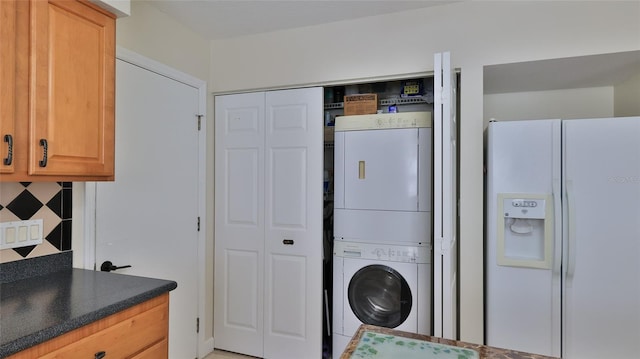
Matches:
[[82, 46, 210, 357]]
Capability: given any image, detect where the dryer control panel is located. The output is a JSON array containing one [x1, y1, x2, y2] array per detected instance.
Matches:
[[334, 241, 430, 264]]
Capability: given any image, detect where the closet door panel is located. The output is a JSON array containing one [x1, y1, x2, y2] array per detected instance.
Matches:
[[264, 88, 323, 359], [214, 92, 265, 357]]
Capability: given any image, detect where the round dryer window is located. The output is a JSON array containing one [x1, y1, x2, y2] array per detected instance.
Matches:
[[347, 264, 412, 328]]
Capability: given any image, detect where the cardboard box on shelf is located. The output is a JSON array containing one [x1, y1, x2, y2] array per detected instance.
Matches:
[[343, 94, 378, 116]]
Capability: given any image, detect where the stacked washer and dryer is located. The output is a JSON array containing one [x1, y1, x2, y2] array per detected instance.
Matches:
[[331, 112, 433, 358]]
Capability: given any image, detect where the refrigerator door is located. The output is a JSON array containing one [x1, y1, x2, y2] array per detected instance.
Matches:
[[562, 117, 640, 359], [485, 119, 562, 357]]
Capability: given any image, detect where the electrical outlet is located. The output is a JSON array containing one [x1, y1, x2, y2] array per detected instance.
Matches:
[[0, 219, 44, 250]]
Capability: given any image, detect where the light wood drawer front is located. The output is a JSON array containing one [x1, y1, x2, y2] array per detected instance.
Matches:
[[131, 339, 168, 359], [39, 301, 168, 359]]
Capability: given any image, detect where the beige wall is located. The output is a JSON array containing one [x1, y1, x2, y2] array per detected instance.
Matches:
[[483, 86, 615, 125], [209, 0, 640, 343], [116, 1, 209, 81], [615, 71, 640, 117]]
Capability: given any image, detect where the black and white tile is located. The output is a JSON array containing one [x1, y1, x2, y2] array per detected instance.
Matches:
[[0, 182, 72, 263]]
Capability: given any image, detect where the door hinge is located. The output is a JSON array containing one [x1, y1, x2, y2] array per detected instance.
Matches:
[[197, 217, 200, 232], [196, 317, 200, 333], [196, 114, 203, 131]]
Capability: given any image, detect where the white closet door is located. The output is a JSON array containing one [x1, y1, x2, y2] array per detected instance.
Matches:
[[214, 92, 266, 357], [214, 87, 323, 359], [433, 51, 458, 339], [263, 88, 323, 358]]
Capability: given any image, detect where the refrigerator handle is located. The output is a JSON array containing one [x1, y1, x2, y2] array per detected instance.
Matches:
[[566, 180, 577, 279], [552, 184, 562, 275]]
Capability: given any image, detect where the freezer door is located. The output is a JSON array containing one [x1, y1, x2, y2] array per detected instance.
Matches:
[[562, 116, 640, 359]]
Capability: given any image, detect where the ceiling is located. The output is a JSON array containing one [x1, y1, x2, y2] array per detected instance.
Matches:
[[146, 0, 460, 40]]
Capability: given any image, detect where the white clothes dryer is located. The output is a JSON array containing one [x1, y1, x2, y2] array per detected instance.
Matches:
[[332, 241, 431, 358], [332, 113, 432, 245]]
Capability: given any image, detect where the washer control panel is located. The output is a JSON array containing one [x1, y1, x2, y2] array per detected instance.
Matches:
[[335, 240, 431, 264]]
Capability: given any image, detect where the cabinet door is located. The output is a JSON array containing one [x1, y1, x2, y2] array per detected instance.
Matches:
[[29, 0, 114, 176], [0, 0, 16, 174]]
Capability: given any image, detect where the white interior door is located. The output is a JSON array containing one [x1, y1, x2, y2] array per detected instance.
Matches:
[[214, 88, 323, 359], [94, 58, 201, 358], [433, 51, 458, 339]]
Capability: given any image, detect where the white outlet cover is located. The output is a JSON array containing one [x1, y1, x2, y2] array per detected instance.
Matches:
[[0, 219, 44, 250]]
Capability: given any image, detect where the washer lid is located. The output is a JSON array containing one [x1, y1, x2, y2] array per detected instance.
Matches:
[[348, 264, 412, 329]]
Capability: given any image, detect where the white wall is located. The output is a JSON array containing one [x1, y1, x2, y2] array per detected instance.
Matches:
[[615, 71, 640, 117], [484, 87, 615, 125], [209, 0, 640, 343]]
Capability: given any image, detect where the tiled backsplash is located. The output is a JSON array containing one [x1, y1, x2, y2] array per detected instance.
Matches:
[[0, 182, 72, 263]]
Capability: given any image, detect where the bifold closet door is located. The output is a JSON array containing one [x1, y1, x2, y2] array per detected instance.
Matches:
[[215, 88, 323, 359]]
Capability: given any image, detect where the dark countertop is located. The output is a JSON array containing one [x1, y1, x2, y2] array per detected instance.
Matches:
[[0, 252, 177, 358], [342, 325, 560, 359]]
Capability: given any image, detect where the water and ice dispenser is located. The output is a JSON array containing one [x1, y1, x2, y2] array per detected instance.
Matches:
[[496, 194, 553, 269]]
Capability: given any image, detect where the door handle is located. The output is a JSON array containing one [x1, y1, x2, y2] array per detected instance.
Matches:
[[100, 261, 132, 272]]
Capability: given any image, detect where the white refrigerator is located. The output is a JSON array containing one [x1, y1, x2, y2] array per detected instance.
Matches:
[[485, 117, 640, 358]]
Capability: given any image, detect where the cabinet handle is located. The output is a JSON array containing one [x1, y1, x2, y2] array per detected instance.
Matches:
[[3, 134, 12, 165], [283, 239, 294, 245], [39, 139, 48, 167], [94, 351, 106, 359]]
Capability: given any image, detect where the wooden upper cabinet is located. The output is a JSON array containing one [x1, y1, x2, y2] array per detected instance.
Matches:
[[0, 0, 115, 181], [0, 0, 17, 174], [29, 0, 115, 178]]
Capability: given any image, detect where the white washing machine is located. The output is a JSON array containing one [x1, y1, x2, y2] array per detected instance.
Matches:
[[332, 241, 431, 358]]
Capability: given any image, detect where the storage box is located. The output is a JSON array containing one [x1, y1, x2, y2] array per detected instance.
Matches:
[[343, 94, 378, 116]]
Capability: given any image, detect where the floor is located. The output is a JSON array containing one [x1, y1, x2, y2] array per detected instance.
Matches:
[[203, 349, 257, 359]]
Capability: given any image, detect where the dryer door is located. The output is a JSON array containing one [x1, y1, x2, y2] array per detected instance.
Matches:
[[347, 264, 413, 330]]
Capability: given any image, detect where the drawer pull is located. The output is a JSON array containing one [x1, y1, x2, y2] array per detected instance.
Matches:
[[283, 239, 294, 245], [95, 351, 106, 359]]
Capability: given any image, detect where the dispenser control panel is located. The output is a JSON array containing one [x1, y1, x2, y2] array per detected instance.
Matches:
[[503, 198, 546, 219]]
